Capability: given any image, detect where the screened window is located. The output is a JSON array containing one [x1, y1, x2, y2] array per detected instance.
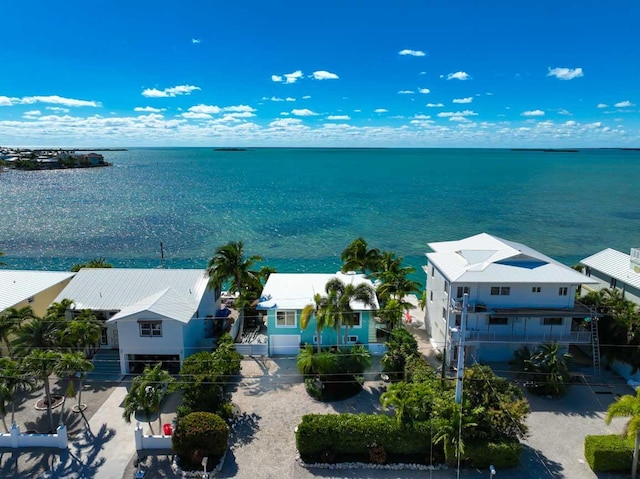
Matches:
[[430, 290, 433, 302], [501, 287, 511, 296], [456, 286, 470, 298], [543, 317, 563, 326], [532, 286, 541, 293], [442, 308, 447, 319], [489, 317, 509, 325], [139, 321, 162, 337], [558, 287, 568, 296], [276, 310, 296, 327], [490, 287, 500, 295]]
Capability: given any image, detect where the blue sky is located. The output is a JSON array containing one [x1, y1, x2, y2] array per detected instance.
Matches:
[[1, 1, 639, 147]]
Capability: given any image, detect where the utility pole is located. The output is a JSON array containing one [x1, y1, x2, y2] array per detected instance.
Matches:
[[455, 293, 468, 404]]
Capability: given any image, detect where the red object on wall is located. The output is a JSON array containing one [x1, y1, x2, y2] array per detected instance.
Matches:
[[163, 423, 173, 436]]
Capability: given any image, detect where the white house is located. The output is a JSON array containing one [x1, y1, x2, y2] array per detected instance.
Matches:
[[580, 248, 640, 306], [0, 270, 75, 317], [53, 268, 218, 374], [424, 233, 598, 366]]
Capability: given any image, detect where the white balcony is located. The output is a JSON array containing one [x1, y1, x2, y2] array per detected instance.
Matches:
[[464, 330, 591, 344]]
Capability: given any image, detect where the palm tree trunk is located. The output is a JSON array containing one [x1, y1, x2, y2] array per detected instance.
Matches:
[[77, 376, 84, 411], [43, 377, 55, 433], [316, 326, 321, 354], [11, 399, 16, 427], [158, 410, 162, 436], [1, 414, 8, 433], [633, 431, 639, 479]]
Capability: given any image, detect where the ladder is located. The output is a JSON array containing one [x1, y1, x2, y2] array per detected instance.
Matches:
[[590, 308, 601, 375]]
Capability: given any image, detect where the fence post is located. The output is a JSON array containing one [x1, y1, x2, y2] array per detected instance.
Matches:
[[56, 425, 68, 449], [10, 424, 20, 448], [134, 423, 143, 451]]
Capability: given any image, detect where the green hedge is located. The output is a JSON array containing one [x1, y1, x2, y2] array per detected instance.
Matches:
[[173, 412, 229, 470], [296, 414, 438, 463], [466, 441, 523, 468], [585, 434, 634, 472]]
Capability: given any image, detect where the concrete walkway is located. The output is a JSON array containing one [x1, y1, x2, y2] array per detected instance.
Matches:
[[41, 386, 136, 479]]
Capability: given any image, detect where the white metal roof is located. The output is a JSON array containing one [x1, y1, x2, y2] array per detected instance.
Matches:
[[0, 270, 75, 312], [426, 232, 597, 284], [54, 268, 209, 313], [257, 272, 379, 310], [106, 287, 196, 323], [581, 248, 640, 290]]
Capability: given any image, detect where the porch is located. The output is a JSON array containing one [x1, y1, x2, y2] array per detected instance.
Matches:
[[465, 330, 592, 344]]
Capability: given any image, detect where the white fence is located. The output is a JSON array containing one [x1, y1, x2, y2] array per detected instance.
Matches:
[[234, 343, 269, 356], [0, 424, 67, 449], [134, 425, 173, 451]]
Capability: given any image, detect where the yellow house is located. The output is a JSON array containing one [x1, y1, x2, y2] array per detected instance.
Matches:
[[0, 270, 75, 317]]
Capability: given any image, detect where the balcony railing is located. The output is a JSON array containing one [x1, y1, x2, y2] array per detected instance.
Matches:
[[464, 330, 591, 344]]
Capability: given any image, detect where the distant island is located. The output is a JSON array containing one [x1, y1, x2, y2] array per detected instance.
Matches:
[[511, 148, 579, 153], [0, 147, 112, 171], [213, 147, 248, 152]]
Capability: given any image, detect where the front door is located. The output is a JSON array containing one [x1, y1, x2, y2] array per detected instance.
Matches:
[[111, 328, 119, 349]]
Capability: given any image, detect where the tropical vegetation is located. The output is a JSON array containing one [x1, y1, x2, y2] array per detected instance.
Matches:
[[513, 342, 572, 396], [172, 411, 229, 471], [122, 363, 175, 434], [604, 386, 640, 477], [70, 257, 113, 272]]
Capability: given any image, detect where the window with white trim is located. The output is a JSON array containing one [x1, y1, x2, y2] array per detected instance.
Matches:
[[442, 308, 447, 320], [430, 291, 433, 302], [489, 317, 509, 326], [139, 321, 162, 337], [444, 282, 449, 295], [344, 335, 358, 344], [347, 312, 362, 328], [558, 287, 568, 296], [491, 286, 510, 295], [276, 310, 296, 327], [456, 286, 469, 298]]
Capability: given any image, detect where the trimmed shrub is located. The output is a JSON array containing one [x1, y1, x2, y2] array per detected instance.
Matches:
[[295, 413, 438, 463], [466, 441, 523, 468], [172, 412, 229, 470], [584, 434, 634, 472], [404, 356, 435, 383]]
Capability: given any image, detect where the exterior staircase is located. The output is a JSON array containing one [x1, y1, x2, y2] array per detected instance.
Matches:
[[86, 348, 123, 384], [590, 309, 601, 376]]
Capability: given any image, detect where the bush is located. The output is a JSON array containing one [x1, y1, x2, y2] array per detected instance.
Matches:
[[382, 328, 419, 380], [172, 412, 229, 470], [295, 413, 438, 463], [404, 356, 435, 383], [584, 434, 634, 472], [466, 441, 523, 468]]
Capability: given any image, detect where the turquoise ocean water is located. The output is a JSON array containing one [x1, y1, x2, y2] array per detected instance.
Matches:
[[1, 148, 639, 279]]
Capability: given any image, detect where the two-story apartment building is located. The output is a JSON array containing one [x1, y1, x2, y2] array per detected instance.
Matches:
[[580, 247, 640, 306], [424, 233, 597, 366]]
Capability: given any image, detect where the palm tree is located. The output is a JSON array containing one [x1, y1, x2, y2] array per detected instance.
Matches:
[[381, 382, 419, 424], [300, 293, 333, 353], [0, 306, 34, 356], [340, 237, 380, 276], [53, 352, 93, 424], [123, 363, 175, 434], [605, 386, 640, 478], [60, 310, 101, 356], [70, 257, 113, 272], [324, 277, 377, 346], [524, 342, 571, 396], [206, 241, 263, 308], [0, 358, 35, 431], [377, 298, 406, 331], [433, 402, 484, 466], [11, 317, 60, 357], [22, 350, 63, 433]]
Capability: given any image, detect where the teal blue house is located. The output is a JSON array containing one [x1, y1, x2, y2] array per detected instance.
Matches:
[[257, 272, 382, 356]]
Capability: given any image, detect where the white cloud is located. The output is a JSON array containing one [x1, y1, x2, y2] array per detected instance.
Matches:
[[192, 38, 201, 44], [426, 103, 444, 108], [286, 97, 296, 102], [412, 114, 431, 119], [270, 97, 284, 102], [446, 71, 471, 81], [327, 115, 351, 120], [398, 90, 415, 94], [226, 111, 255, 118], [0, 96, 15, 106], [547, 67, 584, 80], [269, 118, 304, 128], [420, 71, 427, 75], [374, 108, 388, 113], [24, 110, 41, 116], [135, 106, 165, 112], [312, 70, 339, 80], [302, 95, 311, 100], [399, 49, 426, 57], [223, 105, 256, 113], [20, 95, 101, 107], [614, 100, 635, 108], [188, 104, 221, 114], [453, 97, 473, 104], [354, 109, 361, 113], [291, 108, 318, 116], [597, 103, 608, 108], [418, 88, 430, 94], [564, 120, 577, 126], [437, 110, 478, 119], [181, 112, 212, 119], [46, 106, 70, 113], [142, 85, 200, 98], [521, 109, 545, 117], [272, 70, 303, 84]]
